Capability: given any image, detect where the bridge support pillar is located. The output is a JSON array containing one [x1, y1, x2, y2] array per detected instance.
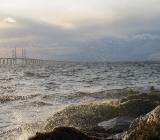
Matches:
[[9, 59, 12, 65], [6, 59, 8, 65], [2, 59, 5, 65]]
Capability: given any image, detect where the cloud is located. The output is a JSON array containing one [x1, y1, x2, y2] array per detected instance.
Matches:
[[3, 17, 16, 23], [131, 34, 160, 41], [0, 16, 18, 29], [0, 13, 160, 61], [0, 16, 82, 59], [0, 0, 160, 29]]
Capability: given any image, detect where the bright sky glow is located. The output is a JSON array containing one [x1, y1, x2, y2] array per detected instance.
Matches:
[[0, 0, 159, 27]]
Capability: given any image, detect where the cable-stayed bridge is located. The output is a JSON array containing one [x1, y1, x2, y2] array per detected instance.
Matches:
[[0, 48, 51, 65]]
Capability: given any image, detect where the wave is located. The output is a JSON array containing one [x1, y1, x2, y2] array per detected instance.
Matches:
[[0, 122, 45, 140], [24, 71, 50, 78], [0, 94, 40, 104], [30, 101, 53, 107], [53, 88, 140, 102]]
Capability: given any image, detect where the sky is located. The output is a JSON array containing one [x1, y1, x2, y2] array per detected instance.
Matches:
[[0, 0, 160, 61]]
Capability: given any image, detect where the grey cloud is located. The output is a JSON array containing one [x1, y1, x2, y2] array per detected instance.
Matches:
[[0, 14, 160, 61], [131, 34, 160, 41]]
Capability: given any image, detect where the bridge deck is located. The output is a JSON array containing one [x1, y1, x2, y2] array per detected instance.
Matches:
[[0, 58, 49, 65]]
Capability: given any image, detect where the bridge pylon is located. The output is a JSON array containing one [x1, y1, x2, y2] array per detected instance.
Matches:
[[0, 47, 49, 65]]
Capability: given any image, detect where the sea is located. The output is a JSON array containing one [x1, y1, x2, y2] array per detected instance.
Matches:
[[0, 61, 160, 139]]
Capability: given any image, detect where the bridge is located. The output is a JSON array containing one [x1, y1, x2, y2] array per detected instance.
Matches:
[[0, 48, 50, 65]]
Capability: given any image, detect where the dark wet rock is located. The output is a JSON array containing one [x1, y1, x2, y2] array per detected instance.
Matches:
[[119, 99, 158, 117], [28, 127, 101, 140], [123, 105, 160, 140], [97, 116, 134, 134], [150, 86, 155, 91]]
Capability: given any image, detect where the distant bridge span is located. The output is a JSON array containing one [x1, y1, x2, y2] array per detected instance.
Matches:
[[0, 48, 52, 65], [0, 58, 48, 65]]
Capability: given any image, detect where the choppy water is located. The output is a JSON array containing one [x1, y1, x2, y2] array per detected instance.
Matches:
[[0, 61, 160, 139]]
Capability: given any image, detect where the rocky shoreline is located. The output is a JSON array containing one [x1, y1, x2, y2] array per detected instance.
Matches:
[[28, 89, 160, 140]]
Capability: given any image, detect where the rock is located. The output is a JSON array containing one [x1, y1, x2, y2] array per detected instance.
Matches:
[[44, 103, 119, 131], [123, 105, 160, 140], [98, 116, 134, 134], [28, 127, 101, 140], [34, 92, 160, 140], [45, 91, 160, 132]]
